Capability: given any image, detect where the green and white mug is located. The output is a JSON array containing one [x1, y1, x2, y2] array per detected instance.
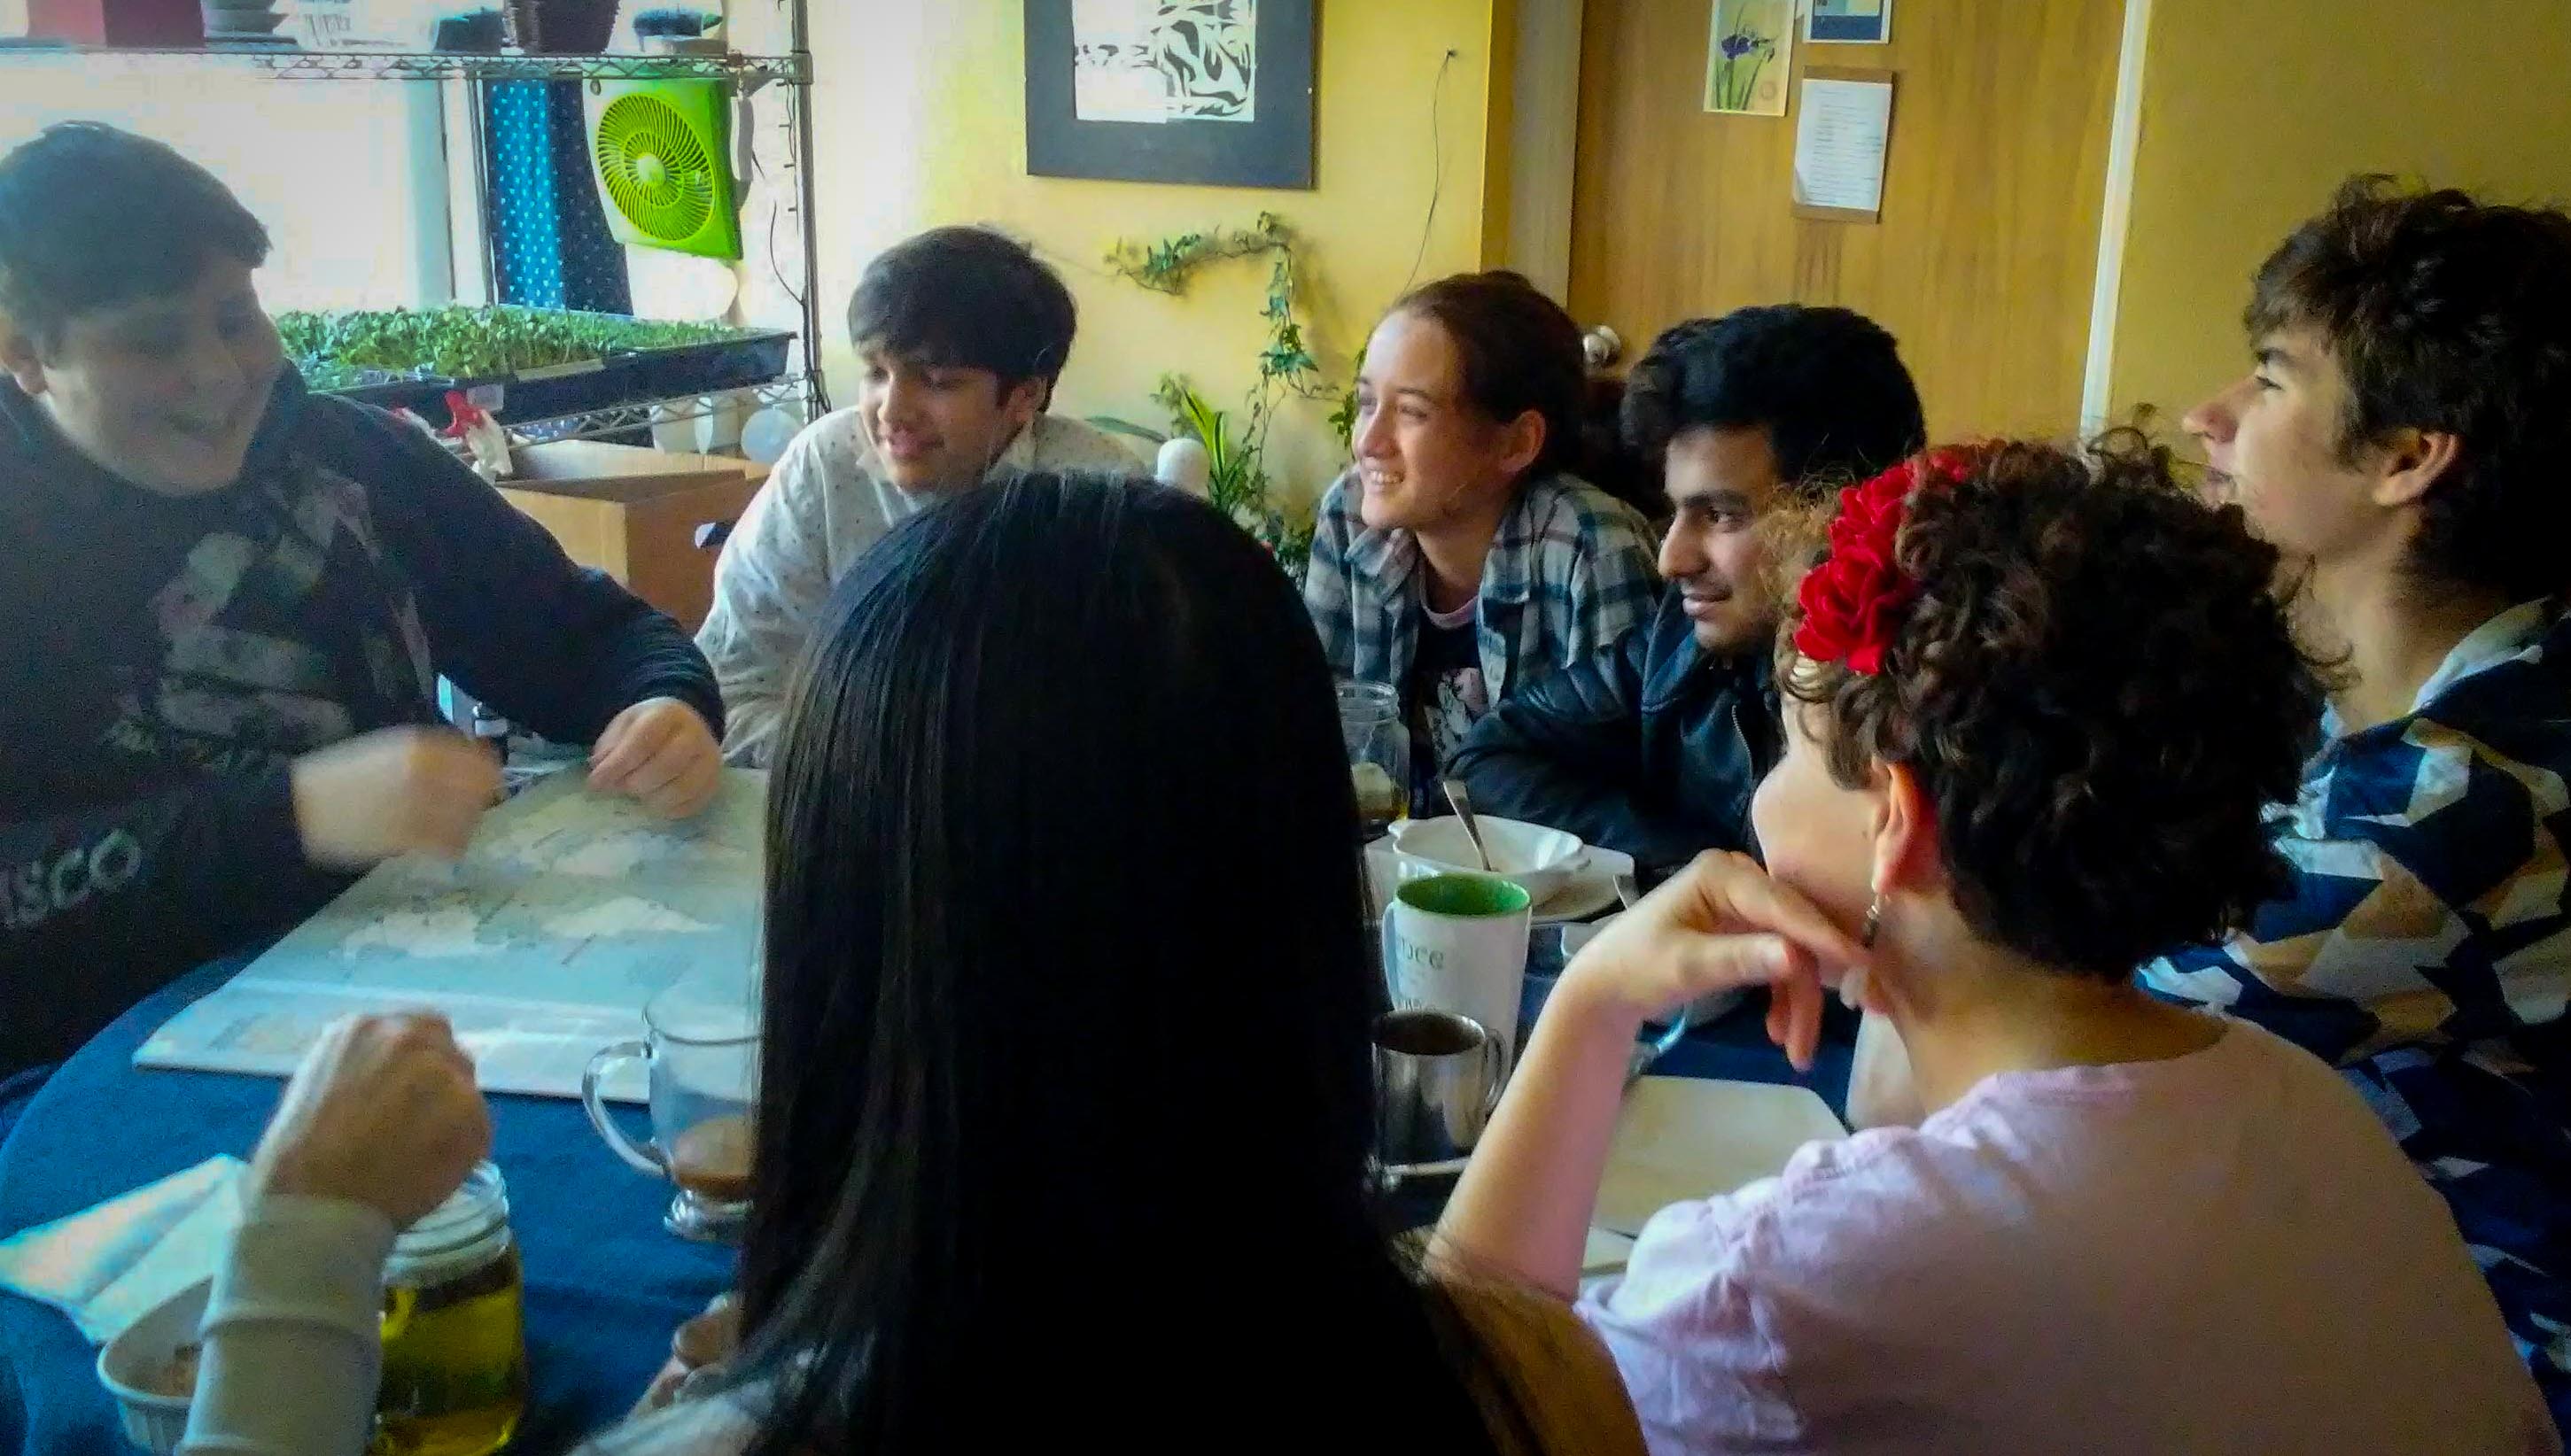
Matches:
[[1383, 873, 1534, 1073]]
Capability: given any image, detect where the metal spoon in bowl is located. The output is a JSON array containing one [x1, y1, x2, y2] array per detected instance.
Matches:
[[1441, 778, 1494, 871]]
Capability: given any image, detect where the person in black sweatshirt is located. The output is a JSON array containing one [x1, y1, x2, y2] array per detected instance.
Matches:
[[0, 124, 726, 1075]]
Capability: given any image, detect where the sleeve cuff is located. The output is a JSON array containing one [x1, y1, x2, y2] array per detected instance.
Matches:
[[205, 1195, 399, 1342], [227, 764, 309, 871], [627, 681, 728, 745]]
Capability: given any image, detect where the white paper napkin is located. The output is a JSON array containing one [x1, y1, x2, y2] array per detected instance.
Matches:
[[0, 1156, 245, 1344]]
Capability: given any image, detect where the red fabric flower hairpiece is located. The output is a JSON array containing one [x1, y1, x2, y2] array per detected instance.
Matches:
[[1792, 449, 1978, 675]]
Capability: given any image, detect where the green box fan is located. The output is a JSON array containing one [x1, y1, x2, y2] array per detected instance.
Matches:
[[589, 79, 743, 261]]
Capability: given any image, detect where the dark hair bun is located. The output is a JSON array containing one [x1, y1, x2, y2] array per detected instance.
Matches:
[[1392, 271, 1588, 481]]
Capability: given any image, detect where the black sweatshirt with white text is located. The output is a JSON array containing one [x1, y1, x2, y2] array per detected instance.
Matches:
[[0, 372, 721, 1073]]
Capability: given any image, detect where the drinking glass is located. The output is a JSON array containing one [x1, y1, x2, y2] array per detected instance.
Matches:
[[1339, 680, 1409, 840], [581, 981, 759, 1242]]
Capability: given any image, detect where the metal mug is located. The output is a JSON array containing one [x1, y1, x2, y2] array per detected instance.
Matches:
[[1374, 1007, 1506, 1177]]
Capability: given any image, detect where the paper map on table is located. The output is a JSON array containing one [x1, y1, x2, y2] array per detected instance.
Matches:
[[136, 769, 765, 1101]]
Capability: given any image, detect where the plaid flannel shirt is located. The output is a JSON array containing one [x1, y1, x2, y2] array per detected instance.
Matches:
[[1301, 467, 1660, 709]]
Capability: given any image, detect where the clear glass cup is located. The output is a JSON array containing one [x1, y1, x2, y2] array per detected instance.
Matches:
[[1339, 679, 1409, 840], [581, 981, 759, 1243]]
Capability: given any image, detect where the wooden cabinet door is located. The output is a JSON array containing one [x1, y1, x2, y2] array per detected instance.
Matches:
[[1568, 0, 2126, 439]]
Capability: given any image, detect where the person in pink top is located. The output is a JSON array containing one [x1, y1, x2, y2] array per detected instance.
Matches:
[[1438, 436, 2556, 1456]]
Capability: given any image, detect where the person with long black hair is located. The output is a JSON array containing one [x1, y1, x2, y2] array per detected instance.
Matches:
[[177, 475, 1644, 1455]]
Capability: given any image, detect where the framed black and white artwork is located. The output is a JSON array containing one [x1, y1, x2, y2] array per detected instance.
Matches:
[[1024, 1, 1317, 190]]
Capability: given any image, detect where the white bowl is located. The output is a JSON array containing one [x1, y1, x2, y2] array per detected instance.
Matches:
[[1390, 815, 1588, 904], [96, 1280, 208, 1456]]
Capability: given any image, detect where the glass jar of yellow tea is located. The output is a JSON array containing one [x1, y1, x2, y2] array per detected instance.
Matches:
[[372, 1163, 530, 1456]]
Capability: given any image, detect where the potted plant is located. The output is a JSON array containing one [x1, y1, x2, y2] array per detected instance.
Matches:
[[1098, 376, 1317, 579]]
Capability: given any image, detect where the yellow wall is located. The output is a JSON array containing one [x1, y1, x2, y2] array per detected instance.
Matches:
[[794, 0, 1499, 508], [2108, 0, 2571, 426]]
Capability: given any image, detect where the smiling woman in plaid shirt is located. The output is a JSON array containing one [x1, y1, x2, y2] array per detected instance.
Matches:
[[1305, 273, 1659, 814]]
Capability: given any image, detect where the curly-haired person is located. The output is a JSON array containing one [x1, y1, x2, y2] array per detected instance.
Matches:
[[2143, 179, 2571, 1431], [1437, 439, 2554, 1455]]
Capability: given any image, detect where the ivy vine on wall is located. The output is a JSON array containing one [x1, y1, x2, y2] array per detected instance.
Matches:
[[1095, 213, 1358, 577]]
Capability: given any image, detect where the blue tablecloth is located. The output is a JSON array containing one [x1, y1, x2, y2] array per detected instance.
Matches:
[[0, 961, 734, 1456], [0, 956, 1850, 1456], [1519, 926, 1857, 1107]]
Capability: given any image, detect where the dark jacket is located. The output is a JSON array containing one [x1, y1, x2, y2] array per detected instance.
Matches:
[[0, 372, 722, 1073], [1448, 588, 1778, 872]]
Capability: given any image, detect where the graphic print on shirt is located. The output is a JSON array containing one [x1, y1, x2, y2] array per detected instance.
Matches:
[[1408, 608, 1488, 812], [1423, 667, 1489, 775], [101, 463, 435, 779], [1, 830, 144, 933]]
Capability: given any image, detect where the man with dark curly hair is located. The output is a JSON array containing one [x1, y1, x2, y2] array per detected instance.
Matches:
[[2141, 176, 2571, 1429], [1449, 306, 1923, 872]]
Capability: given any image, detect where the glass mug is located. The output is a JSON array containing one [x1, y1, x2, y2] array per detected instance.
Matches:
[[582, 982, 759, 1242]]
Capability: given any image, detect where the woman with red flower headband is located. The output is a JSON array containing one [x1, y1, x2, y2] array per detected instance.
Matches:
[[1438, 436, 2550, 1454]]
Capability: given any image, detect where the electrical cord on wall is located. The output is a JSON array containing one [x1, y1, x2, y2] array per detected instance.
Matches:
[[771, 0, 803, 318], [736, 89, 806, 315], [1403, 47, 1458, 293]]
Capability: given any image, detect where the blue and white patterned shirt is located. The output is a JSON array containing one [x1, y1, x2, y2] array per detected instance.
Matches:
[[1301, 467, 1660, 739], [2142, 597, 2571, 1421], [2141, 599, 2571, 1060]]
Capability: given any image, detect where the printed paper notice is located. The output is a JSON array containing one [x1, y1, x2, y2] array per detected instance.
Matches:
[[1792, 75, 1894, 216]]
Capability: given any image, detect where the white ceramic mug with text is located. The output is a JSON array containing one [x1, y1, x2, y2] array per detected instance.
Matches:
[[1382, 873, 1534, 1073]]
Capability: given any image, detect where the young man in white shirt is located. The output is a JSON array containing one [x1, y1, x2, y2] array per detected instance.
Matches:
[[696, 227, 1138, 764]]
